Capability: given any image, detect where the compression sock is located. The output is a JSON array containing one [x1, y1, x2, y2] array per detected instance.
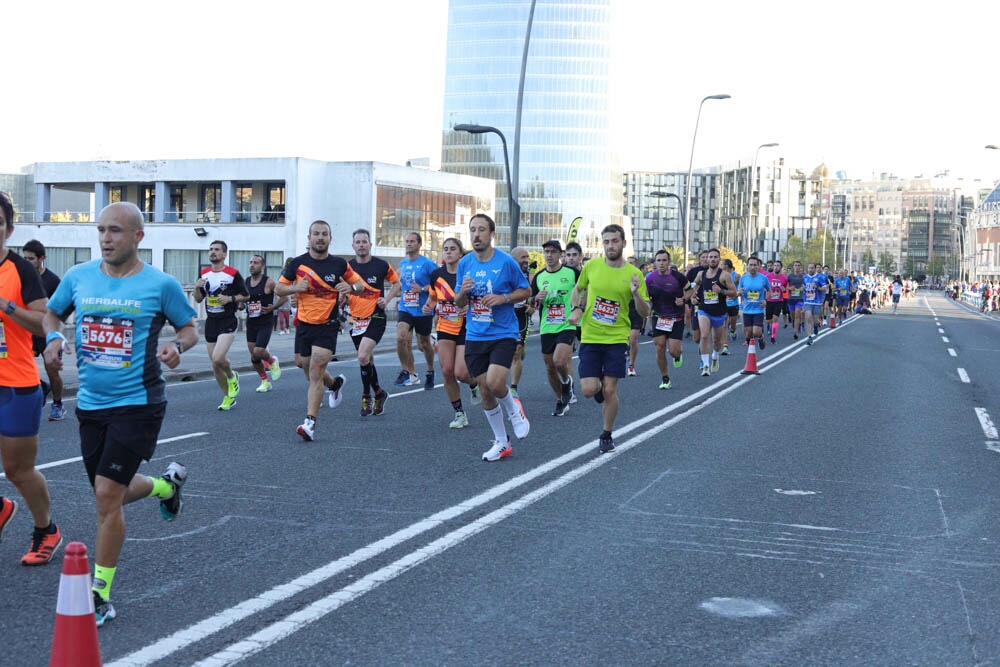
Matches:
[[93, 564, 117, 601]]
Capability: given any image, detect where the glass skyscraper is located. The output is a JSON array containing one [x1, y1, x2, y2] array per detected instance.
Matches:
[[441, 0, 619, 250]]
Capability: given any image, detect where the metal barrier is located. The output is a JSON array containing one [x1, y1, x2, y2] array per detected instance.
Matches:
[[962, 291, 983, 310]]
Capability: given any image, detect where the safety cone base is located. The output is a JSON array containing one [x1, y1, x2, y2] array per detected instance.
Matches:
[[741, 340, 760, 375]]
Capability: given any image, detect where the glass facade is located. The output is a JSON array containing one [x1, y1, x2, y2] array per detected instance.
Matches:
[[375, 184, 486, 257], [441, 0, 619, 252]]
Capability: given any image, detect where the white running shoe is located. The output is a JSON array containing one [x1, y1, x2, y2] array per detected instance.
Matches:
[[482, 438, 512, 462], [710, 357, 720, 373], [402, 373, 421, 387], [296, 418, 315, 441], [269, 356, 281, 382], [327, 375, 346, 408], [469, 384, 481, 405], [508, 399, 530, 439], [449, 411, 469, 429], [255, 379, 272, 393]]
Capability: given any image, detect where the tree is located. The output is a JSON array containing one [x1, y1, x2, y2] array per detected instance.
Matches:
[[779, 234, 808, 266], [663, 244, 689, 270], [718, 246, 744, 274], [926, 257, 946, 280], [527, 249, 545, 278], [903, 257, 916, 279], [861, 248, 876, 272], [877, 251, 897, 276]]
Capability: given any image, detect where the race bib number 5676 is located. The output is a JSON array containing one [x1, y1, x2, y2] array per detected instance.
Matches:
[[80, 315, 134, 368]]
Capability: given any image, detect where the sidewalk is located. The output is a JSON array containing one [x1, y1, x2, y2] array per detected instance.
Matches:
[[37, 320, 401, 399]]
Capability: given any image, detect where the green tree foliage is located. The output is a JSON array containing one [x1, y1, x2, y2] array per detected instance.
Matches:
[[861, 248, 876, 271], [718, 246, 744, 274], [877, 251, 897, 276], [663, 244, 689, 269]]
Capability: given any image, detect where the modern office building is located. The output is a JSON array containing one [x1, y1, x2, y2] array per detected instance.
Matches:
[[7, 158, 493, 288], [441, 0, 620, 251]]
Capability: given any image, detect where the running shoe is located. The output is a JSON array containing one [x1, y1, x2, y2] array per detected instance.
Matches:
[[255, 379, 272, 393], [710, 357, 720, 374], [48, 402, 66, 421], [482, 438, 512, 462], [449, 411, 469, 429], [793, 332, 799, 340], [561, 380, 572, 405], [268, 356, 282, 382], [806, 335, 814, 346], [567, 376, 578, 404], [402, 373, 421, 387], [424, 371, 435, 391], [226, 373, 240, 399], [360, 396, 373, 417], [594, 385, 605, 404], [327, 375, 346, 408], [0, 497, 19, 542], [373, 389, 389, 416], [297, 418, 315, 441], [721, 345, 729, 356], [217, 395, 237, 411], [394, 370, 409, 386], [658, 378, 672, 390], [159, 462, 187, 521], [626, 365, 637, 377], [21, 523, 62, 566], [673, 354, 683, 369], [758, 336, 766, 350], [469, 384, 481, 405], [770, 336, 776, 345], [509, 399, 530, 438], [93, 590, 116, 628], [599, 432, 615, 454], [729, 330, 737, 341], [701, 366, 711, 377], [552, 400, 568, 417]]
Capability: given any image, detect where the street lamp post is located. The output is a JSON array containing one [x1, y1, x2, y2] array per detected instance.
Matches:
[[649, 190, 684, 258], [683, 94, 731, 268], [454, 124, 521, 248], [745, 142, 779, 258]]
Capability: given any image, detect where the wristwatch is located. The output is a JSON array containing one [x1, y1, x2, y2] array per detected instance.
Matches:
[[3, 300, 15, 315]]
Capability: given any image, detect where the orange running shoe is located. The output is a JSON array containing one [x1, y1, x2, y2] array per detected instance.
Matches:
[[21, 523, 63, 566], [0, 497, 19, 542]]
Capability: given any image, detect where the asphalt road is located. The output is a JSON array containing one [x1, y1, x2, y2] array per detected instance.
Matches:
[[4, 292, 1000, 666]]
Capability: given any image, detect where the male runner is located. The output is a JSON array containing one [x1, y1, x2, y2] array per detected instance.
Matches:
[[454, 214, 531, 462], [347, 229, 397, 416], [22, 239, 65, 420], [685, 250, 710, 348], [0, 193, 62, 568], [509, 247, 535, 397], [193, 240, 248, 410], [891, 274, 903, 314], [244, 254, 285, 393], [802, 262, 829, 345], [564, 241, 585, 345], [834, 269, 852, 322], [738, 257, 769, 348], [387, 232, 437, 389], [276, 220, 364, 441], [690, 248, 738, 375], [787, 260, 805, 339], [646, 249, 690, 390], [531, 239, 578, 416], [43, 201, 197, 627], [568, 224, 649, 454], [764, 259, 788, 345], [722, 257, 740, 353]]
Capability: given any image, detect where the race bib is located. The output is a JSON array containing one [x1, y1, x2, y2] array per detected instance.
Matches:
[[247, 301, 262, 318], [470, 297, 492, 323], [0, 321, 7, 358], [805, 289, 816, 300], [655, 316, 676, 332], [591, 297, 620, 325], [80, 315, 134, 368], [771, 288, 782, 299], [205, 295, 223, 314], [402, 290, 420, 308], [747, 290, 760, 301], [351, 317, 370, 337], [791, 287, 802, 297], [545, 303, 566, 324], [437, 301, 461, 322], [703, 290, 719, 305]]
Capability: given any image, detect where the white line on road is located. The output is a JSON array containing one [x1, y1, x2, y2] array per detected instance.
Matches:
[[942, 336, 950, 343], [108, 316, 862, 667], [948, 348, 957, 357], [975, 408, 998, 439], [938, 328, 945, 334], [957, 368, 970, 383], [0, 432, 209, 479]]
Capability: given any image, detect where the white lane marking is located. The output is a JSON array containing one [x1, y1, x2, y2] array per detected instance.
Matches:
[[109, 318, 861, 666], [975, 408, 998, 439], [0, 433, 209, 479], [957, 368, 970, 383], [774, 489, 818, 496], [987, 442, 1000, 454], [942, 336, 950, 343], [948, 348, 957, 357], [938, 328, 945, 334]]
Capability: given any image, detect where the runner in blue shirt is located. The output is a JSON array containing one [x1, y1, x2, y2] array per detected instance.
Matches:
[[386, 233, 438, 388], [454, 214, 532, 462], [737, 257, 770, 348], [801, 263, 828, 345]]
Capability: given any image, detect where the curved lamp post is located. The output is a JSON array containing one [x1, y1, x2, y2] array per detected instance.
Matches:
[[454, 124, 520, 248], [746, 142, 779, 257], [683, 94, 730, 268]]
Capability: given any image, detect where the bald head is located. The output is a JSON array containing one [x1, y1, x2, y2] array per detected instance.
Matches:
[[99, 201, 145, 231], [512, 246, 530, 272]]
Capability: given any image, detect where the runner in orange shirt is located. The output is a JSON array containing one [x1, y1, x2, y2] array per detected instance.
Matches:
[[0, 191, 62, 566]]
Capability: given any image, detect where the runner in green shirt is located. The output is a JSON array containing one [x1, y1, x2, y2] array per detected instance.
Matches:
[[531, 239, 579, 417]]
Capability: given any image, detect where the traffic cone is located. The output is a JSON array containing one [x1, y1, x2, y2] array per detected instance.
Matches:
[[50, 542, 101, 667], [829, 312, 837, 328], [740, 339, 760, 375]]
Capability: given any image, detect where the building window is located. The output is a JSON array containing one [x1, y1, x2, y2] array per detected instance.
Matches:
[[168, 185, 186, 222], [109, 186, 124, 203], [43, 247, 92, 278], [375, 184, 484, 255], [140, 185, 155, 221], [164, 249, 210, 286], [228, 250, 285, 278], [200, 184, 221, 222], [236, 184, 253, 222], [263, 183, 285, 222]]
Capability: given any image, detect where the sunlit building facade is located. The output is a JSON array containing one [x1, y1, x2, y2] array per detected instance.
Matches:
[[441, 0, 620, 251]]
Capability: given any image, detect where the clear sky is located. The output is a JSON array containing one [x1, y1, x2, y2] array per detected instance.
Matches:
[[5, 0, 998, 188]]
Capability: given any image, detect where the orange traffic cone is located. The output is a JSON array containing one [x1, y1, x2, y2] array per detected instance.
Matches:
[[740, 339, 760, 375], [829, 312, 837, 328], [50, 542, 102, 667]]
